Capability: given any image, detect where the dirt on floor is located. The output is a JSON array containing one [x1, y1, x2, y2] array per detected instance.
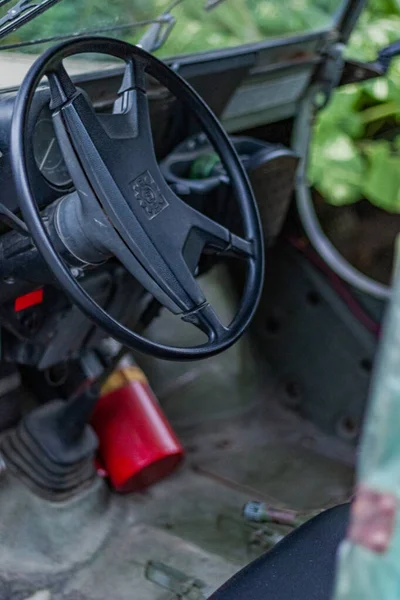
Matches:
[[314, 191, 400, 287]]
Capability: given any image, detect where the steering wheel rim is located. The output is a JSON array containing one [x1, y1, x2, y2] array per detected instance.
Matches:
[[11, 36, 264, 360]]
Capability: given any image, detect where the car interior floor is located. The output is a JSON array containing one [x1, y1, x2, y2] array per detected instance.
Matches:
[[0, 265, 355, 599]]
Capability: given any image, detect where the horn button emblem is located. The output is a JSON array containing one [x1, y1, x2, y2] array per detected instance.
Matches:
[[131, 170, 169, 220]]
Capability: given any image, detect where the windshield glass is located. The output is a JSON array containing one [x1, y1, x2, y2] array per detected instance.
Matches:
[[0, 0, 345, 88]]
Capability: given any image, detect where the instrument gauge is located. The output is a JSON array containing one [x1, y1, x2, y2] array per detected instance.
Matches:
[[33, 106, 72, 189]]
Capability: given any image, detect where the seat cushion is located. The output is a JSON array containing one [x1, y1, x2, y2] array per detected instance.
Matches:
[[210, 503, 350, 600]]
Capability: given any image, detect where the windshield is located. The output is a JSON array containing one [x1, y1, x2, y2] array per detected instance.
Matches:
[[0, 0, 345, 88]]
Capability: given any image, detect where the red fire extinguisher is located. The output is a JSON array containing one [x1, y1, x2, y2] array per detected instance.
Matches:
[[91, 364, 184, 493]]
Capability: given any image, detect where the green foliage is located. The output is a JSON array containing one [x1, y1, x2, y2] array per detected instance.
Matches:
[[310, 2, 400, 212], [1, 0, 340, 54]]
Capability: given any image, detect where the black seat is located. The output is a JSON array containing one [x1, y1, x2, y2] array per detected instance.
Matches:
[[210, 503, 350, 600]]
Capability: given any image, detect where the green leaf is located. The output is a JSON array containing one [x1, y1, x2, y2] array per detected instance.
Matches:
[[362, 140, 400, 212], [317, 86, 365, 139], [309, 131, 365, 206]]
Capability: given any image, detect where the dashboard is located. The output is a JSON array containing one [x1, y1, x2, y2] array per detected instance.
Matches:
[[0, 30, 325, 218], [0, 88, 71, 215]]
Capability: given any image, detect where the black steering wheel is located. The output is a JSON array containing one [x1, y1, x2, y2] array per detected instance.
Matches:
[[11, 37, 264, 361]]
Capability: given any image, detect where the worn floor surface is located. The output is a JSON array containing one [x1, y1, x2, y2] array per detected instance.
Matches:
[[0, 267, 355, 599]]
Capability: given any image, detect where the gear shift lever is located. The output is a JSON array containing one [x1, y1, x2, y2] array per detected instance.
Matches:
[[1, 348, 127, 500]]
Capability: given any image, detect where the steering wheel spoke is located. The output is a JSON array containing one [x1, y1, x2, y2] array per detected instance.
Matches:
[[182, 302, 228, 343], [107, 56, 153, 144], [47, 61, 78, 109], [91, 54, 155, 147], [219, 233, 254, 259], [190, 208, 254, 259]]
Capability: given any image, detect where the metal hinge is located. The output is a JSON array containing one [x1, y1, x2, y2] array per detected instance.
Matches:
[[314, 42, 346, 109]]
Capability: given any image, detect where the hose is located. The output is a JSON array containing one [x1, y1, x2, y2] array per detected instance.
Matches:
[[296, 178, 391, 300], [293, 83, 391, 302]]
